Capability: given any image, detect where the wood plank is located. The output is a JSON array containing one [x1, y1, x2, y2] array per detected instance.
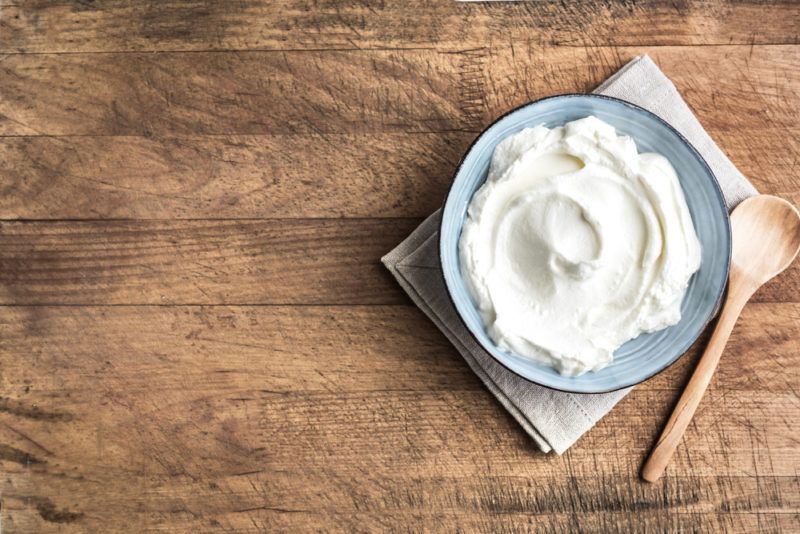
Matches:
[[1, 219, 798, 305], [0, 304, 797, 396], [3, 477, 797, 533], [0, 219, 417, 305], [0, 304, 797, 532], [1, 0, 798, 54], [0, 133, 468, 219], [1, 46, 797, 137], [1, 129, 798, 220]]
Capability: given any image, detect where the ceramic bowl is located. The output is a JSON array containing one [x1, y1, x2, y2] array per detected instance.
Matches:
[[439, 94, 731, 393]]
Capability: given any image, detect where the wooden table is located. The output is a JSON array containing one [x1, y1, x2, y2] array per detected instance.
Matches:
[[1, 2, 798, 532]]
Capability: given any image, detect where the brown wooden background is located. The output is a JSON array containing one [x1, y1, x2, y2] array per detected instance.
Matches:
[[0, 1, 798, 532]]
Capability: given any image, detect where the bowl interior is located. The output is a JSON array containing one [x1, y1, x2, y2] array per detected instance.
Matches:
[[440, 94, 730, 393]]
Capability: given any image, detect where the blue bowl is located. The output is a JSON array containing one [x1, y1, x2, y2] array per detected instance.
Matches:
[[440, 94, 730, 393]]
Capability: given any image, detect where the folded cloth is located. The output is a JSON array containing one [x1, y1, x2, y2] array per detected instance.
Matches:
[[382, 55, 757, 454]]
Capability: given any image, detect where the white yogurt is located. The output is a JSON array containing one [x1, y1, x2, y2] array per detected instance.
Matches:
[[459, 116, 701, 376]]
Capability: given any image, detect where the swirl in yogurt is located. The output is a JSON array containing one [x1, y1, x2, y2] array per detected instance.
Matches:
[[459, 116, 701, 376]]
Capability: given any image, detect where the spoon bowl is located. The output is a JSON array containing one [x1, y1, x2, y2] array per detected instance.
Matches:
[[730, 195, 800, 293]]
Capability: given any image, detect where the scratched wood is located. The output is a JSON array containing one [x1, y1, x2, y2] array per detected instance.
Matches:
[[1, 46, 798, 138], [0, 47, 798, 218], [1, 0, 799, 532], [1, 0, 798, 53], [0, 304, 797, 532], [0, 219, 416, 305]]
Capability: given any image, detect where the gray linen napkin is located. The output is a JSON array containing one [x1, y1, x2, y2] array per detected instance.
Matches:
[[382, 55, 757, 453]]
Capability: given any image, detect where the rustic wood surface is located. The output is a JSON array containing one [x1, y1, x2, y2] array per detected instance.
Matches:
[[0, 1, 798, 532]]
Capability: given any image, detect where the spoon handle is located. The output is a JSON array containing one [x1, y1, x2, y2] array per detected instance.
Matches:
[[641, 285, 748, 482]]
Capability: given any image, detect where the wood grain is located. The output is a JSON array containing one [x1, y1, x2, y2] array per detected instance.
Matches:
[[0, 304, 797, 532], [0, 133, 468, 219], [0, 219, 419, 305], [1, 0, 798, 53], [1, 219, 798, 305], [1, 46, 797, 137]]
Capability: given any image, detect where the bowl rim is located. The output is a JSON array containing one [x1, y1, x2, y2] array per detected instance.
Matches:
[[438, 92, 732, 394]]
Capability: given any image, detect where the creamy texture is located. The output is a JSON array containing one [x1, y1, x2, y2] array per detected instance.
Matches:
[[459, 116, 701, 376]]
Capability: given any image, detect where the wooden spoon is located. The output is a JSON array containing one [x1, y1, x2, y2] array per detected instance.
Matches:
[[641, 195, 800, 483]]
